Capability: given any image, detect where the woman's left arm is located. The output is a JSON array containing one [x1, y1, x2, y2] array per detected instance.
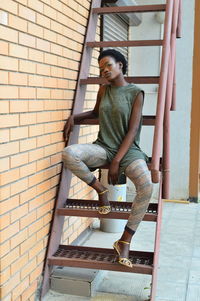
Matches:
[[108, 91, 144, 184]]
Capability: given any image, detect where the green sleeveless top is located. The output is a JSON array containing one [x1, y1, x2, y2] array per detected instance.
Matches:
[[94, 83, 148, 175]]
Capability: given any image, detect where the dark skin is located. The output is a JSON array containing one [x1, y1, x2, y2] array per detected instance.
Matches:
[[64, 56, 144, 259]]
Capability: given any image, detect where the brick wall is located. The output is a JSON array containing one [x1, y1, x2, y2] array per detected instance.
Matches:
[[0, 0, 100, 300]]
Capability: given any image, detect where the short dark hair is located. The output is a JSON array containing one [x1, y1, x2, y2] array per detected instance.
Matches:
[[98, 49, 127, 75]]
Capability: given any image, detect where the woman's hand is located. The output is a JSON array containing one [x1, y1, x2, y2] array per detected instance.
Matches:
[[63, 115, 74, 141], [108, 159, 120, 185]]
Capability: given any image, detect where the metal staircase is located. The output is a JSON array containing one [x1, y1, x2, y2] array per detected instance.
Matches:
[[40, 0, 182, 300]]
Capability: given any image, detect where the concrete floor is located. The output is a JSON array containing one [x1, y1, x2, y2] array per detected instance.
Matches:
[[42, 201, 200, 301]]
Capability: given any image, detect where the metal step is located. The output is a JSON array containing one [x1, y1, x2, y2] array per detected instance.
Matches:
[[80, 76, 160, 85], [57, 200, 157, 221], [49, 245, 154, 274], [93, 5, 166, 15], [87, 40, 163, 48], [75, 115, 156, 126], [57, 200, 158, 221]]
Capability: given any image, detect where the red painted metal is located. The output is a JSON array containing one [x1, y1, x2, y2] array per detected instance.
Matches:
[[150, 176, 163, 300], [93, 5, 166, 14], [80, 76, 160, 85], [171, 62, 177, 111], [40, 0, 102, 298], [177, 0, 182, 38], [87, 40, 163, 48], [151, 0, 173, 184]]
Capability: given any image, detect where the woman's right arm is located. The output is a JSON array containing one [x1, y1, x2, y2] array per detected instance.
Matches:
[[63, 85, 106, 140]]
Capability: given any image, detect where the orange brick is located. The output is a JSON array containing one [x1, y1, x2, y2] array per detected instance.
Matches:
[[9, 43, 28, 59], [0, 100, 9, 113], [28, 22, 43, 38], [0, 0, 18, 14], [29, 124, 44, 137], [37, 134, 51, 147], [0, 24, 18, 43], [20, 137, 36, 152], [28, 171, 44, 187], [0, 185, 10, 201], [44, 100, 57, 110], [0, 55, 18, 72], [19, 87, 36, 99], [20, 112, 36, 125], [30, 262, 43, 283], [44, 143, 57, 157], [21, 280, 37, 301], [36, 63, 51, 76], [36, 111, 51, 123], [12, 276, 29, 300], [10, 126, 28, 140], [43, 76, 57, 88], [28, 218, 43, 236], [20, 234, 36, 255], [20, 186, 36, 204], [20, 161, 36, 177], [0, 85, 18, 99], [28, 0, 43, 12], [28, 147, 44, 162], [16, 0, 27, 4], [9, 72, 28, 86], [19, 60, 36, 73], [20, 258, 37, 280], [11, 178, 28, 196], [0, 267, 11, 286], [51, 66, 63, 77], [10, 204, 29, 223], [36, 88, 51, 99], [36, 13, 50, 28], [50, 42, 63, 56], [28, 74, 44, 87], [0, 157, 9, 172], [0, 41, 8, 55], [0, 213, 10, 230], [9, 14, 28, 32], [0, 70, 9, 84], [44, 28, 57, 43], [36, 157, 50, 171], [0, 168, 20, 186], [19, 5, 36, 22], [0, 272, 20, 299], [29, 195, 44, 212], [28, 100, 44, 112], [11, 253, 28, 276], [1, 221, 19, 243], [36, 179, 51, 195], [10, 100, 29, 113], [20, 210, 37, 230], [10, 228, 28, 250], [51, 89, 63, 100], [28, 48, 44, 63], [36, 38, 50, 52], [36, 202, 51, 219], [44, 4, 57, 19], [50, 153, 62, 165], [19, 32, 36, 48], [10, 153, 28, 169], [29, 240, 43, 260]]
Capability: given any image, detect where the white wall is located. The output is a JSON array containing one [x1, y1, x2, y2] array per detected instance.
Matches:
[[129, 0, 195, 199]]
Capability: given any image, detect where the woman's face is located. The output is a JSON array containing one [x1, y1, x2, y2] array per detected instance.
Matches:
[[99, 56, 122, 82]]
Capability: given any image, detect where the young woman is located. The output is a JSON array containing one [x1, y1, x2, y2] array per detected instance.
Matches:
[[63, 49, 153, 268]]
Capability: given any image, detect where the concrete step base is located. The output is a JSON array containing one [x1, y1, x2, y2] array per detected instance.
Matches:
[[50, 267, 105, 297]]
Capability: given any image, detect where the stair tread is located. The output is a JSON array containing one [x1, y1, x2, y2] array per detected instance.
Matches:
[[49, 245, 154, 274], [57, 200, 158, 221], [93, 4, 166, 14], [75, 115, 156, 126], [80, 76, 160, 85], [87, 40, 163, 48]]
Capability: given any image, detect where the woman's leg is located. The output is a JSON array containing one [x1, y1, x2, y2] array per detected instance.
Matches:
[[114, 159, 153, 263], [62, 144, 110, 211]]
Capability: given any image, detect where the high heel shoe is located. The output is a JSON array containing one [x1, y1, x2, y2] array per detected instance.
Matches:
[[113, 240, 133, 268], [98, 189, 111, 214]]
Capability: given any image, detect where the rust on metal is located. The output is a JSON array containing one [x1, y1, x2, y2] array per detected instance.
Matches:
[[49, 245, 154, 275]]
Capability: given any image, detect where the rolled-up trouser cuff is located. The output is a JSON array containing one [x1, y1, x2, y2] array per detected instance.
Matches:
[[88, 176, 97, 186], [125, 225, 135, 236]]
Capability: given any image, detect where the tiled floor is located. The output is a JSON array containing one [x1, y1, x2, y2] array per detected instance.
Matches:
[[42, 201, 200, 301]]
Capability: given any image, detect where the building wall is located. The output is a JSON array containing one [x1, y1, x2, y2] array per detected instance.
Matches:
[[129, 0, 195, 199], [0, 0, 99, 300]]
